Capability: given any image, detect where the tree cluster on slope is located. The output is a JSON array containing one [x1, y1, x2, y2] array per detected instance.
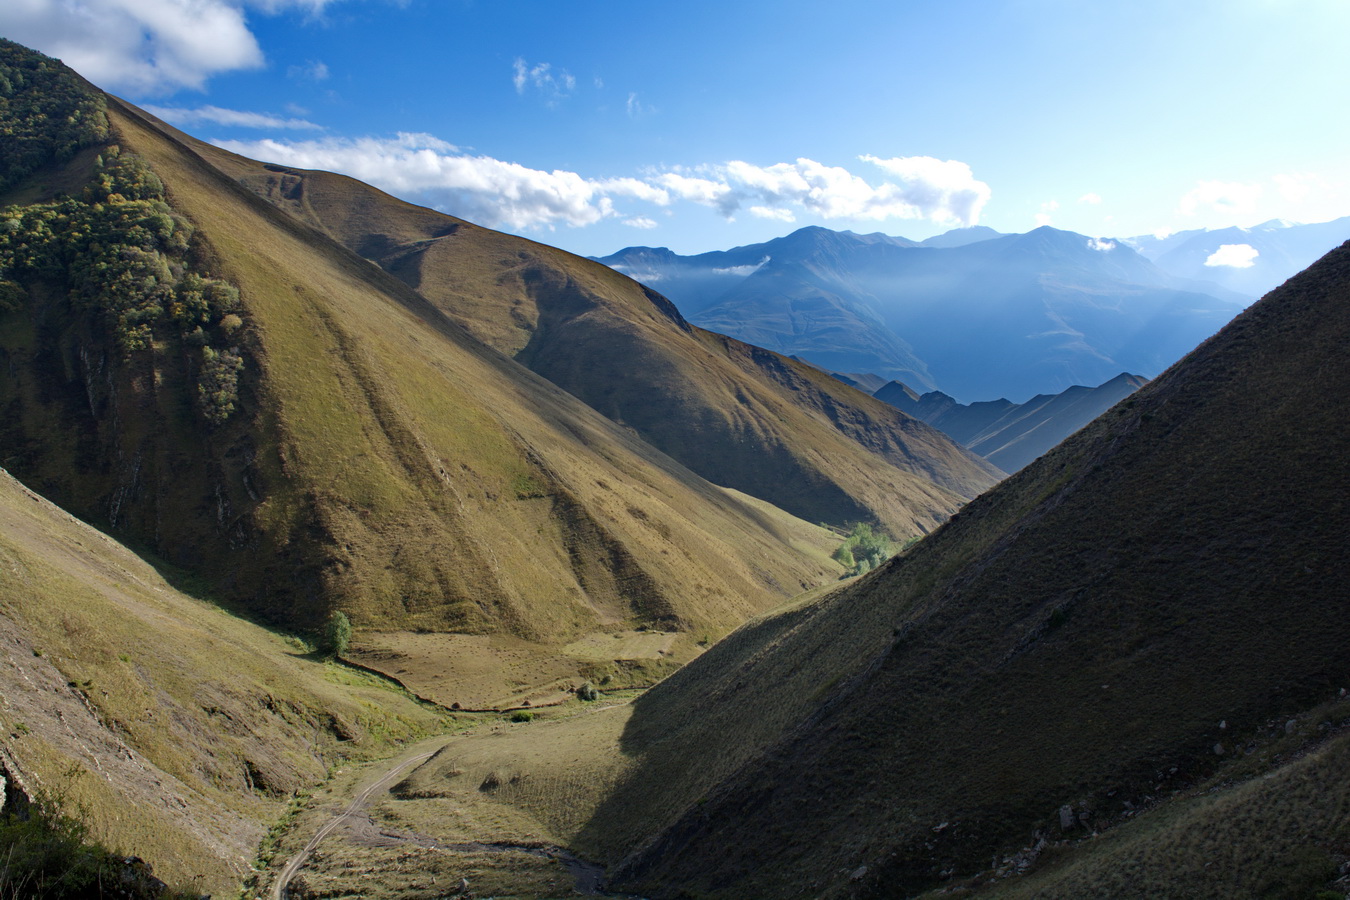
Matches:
[[831, 522, 899, 575], [0, 38, 109, 194], [0, 147, 249, 424]]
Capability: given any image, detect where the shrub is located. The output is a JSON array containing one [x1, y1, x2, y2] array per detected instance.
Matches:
[[321, 610, 352, 658], [510, 710, 534, 723], [578, 682, 599, 702], [833, 523, 899, 576]]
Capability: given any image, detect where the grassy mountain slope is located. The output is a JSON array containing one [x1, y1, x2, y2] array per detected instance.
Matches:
[[0, 467, 448, 897], [0, 44, 858, 658], [192, 153, 999, 535], [593, 241, 1350, 898]]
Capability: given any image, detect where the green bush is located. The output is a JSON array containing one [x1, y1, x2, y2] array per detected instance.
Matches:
[[321, 610, 352, 658], [578, 682, 599, 702], [510, 710, 534, 723], [833, 523, 898, 576]]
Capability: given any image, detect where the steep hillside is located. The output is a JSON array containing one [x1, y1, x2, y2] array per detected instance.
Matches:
[[190, 145, 999, 535], [879, 372, 1149, 472], [590, 240, 1350, 898], [0, 466, 448, 897], [0, 43, 863, 655]]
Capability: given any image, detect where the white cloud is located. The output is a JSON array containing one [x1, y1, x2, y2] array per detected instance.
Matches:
[[1204, 243, 1260, 268], [713, 257, 770, 276], [142, 104, 322, 130], [0, 0, 342, 94], [287, 59, 329, 81], [625, 92, 656, 118], [1178, 180, 1262, 218], [653, 156, 990, 226], [1079, 192, 1102, 204], [1087, 237, 1116, 252], [214, 133, 621, 230], [655, 172, 737, 214], [749, 206, 796, 222], [513, 58, 575, 102], [1035, 199, 1059, 228], [596, 177, 671, 206], [209, 134, 992, 236], [860, 156, 991, 225]]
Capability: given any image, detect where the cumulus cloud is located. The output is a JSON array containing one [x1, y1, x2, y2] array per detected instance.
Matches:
[[655, 172, 736, 214], [750, 206, 796, 222], [860, 156, 991, 225], [1204, 243, 1260, 268], [1079, 192, 1102, 204], [654, 156, 990, 226], [210, 134, 992, 236], [513, 58, 575, 102], [1087, 238, 1116, 252], [142, 104, 322, 130], [214, 133, 620, 230], [0, 0, 342, 94], [1178, 180, 1262, 218]]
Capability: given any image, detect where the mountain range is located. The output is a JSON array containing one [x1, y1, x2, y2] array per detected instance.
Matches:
[[873, 371, 1149, 472], [597, 225, 1246, 403], [1126, 215, 1350, 299], [2, 37, 1349, 900]]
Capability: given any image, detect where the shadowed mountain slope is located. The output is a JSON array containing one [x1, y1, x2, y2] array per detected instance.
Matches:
[[191, 149, 999, 536], [0, 45, 877, 647], [878, 372, 1149, 472], [587, 241, 1350, 898]]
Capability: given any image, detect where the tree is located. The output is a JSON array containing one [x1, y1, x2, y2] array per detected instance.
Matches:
[[322, 611, 351, 658]]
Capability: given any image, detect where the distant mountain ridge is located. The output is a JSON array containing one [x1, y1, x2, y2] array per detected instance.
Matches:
[[1125, 215, 1350, 299], [597, 225, 1243, 402], [875, 371, 1149, 472]]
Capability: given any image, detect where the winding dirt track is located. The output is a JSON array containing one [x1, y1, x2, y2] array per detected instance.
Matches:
[[270, 741, 446, 900]]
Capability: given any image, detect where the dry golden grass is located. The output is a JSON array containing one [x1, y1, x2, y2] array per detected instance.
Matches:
[[196, 139, 1001, 538], [0, 468, 450, 897], [3, 96, 855, 648]]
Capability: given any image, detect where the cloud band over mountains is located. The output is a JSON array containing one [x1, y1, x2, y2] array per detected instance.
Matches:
[[213, 134, 991, 233]]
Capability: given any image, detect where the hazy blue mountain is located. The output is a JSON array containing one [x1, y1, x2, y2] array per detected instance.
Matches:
[[917, 224, 1004, 248], [876, 372, 1149, 472], [598, 226, 938, 390], [600, 226, 1243, 402], [1125, 216, 1350, 299]]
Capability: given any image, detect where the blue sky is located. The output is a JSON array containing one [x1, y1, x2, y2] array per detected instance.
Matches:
[[3, 0, 1349, 257]]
